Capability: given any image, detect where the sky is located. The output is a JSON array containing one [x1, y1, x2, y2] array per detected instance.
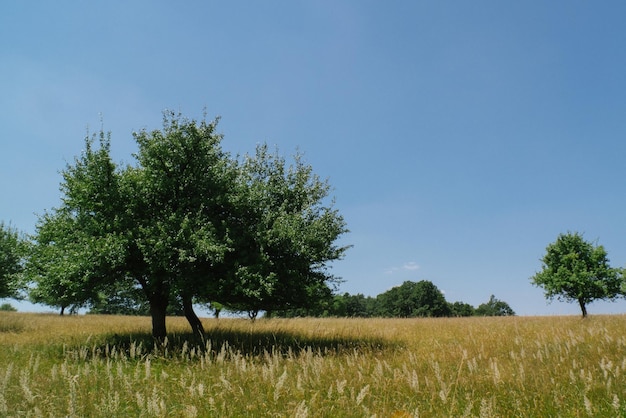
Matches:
[[2, 1, 626, 316]]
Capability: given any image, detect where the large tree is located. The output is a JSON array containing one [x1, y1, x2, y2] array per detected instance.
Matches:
[[28, 112, 348, 339], [0, 223, 27, 299], [531, 232, 622, 317], [30, 114, 241, 337]]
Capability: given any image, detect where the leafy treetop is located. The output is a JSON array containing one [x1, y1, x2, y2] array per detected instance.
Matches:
[[531, 232, 622, 317]]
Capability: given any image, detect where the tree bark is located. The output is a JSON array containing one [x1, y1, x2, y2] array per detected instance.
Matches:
[[182, 293, 205, 338], [578, 298, 588, 318], [149, 294, 169, 341]]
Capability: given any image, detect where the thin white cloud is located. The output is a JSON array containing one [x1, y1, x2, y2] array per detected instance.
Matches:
[[385, 261, 420, 275], [403, 261, 420, 271]]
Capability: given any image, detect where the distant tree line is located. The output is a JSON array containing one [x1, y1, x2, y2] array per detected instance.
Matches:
[[271, 280, 515, 318]]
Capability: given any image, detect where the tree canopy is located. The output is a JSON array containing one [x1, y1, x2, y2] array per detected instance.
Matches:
[[0, 223, 27, 299], [475, 295, 515, 316], [531, 232, 622, 317], [375, 280, 451, 317], [27, 112, 349, 338]]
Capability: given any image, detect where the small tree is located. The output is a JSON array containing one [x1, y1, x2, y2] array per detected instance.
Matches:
[[207, 302, 223, 319], [531, 232, 621, 317], [475, 295, 515, 316], [0, 303, 17, 312]]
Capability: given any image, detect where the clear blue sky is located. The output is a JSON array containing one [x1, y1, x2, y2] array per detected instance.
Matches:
[[2, 1, 626, 316]]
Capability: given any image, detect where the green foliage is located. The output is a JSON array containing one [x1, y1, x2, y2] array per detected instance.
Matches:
[[0, 222, 28, 299], [26, 132, 124, 315], [275, 291, 379, 318], [531, 232, 622, 317], [475, 295, 515, 316], [376, 280, 451, 317], [0, 303, 17, 312], [340, 293, 377, 317], [129, 112, 235, 288], [214, 144, 349, 314], [448, 301, 475, 317], [88, 287, 185, 316]]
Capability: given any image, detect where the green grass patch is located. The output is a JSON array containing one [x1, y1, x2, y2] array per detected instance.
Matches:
[[0, 314, 625, 416]]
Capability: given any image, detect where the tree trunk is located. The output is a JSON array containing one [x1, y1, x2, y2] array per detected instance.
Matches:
[[248, 309, 259, 321], [182, 293, 205, 338], [149, 294, 169, 341], [578, 298, 588, 318], [60, 306, 65, 316]]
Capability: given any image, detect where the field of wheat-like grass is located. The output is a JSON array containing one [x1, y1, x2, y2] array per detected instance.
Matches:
[[0, 312, 625, 417]]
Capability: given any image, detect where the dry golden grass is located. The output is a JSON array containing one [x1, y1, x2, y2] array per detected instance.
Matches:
[[0, 313, 625, 417]]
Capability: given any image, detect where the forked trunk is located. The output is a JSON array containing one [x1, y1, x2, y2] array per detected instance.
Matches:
[[578, 298, 588, 318], [248, 309, 259, 321], [182, 293, 205, 338]]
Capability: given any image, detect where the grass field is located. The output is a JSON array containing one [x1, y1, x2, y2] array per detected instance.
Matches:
[[0, 312, 625, 417]]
